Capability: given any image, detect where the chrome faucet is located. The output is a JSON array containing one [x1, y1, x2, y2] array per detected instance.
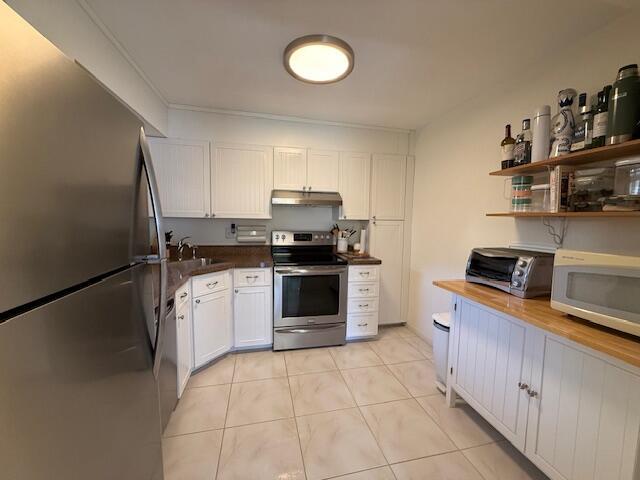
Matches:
[[177, 236, 192, 261]]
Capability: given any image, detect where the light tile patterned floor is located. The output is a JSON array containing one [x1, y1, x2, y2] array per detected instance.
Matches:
[[163, 325, 549, 480]]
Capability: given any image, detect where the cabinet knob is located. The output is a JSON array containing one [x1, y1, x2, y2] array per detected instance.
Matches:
[[204, 213, 209, 217], [178, 315, 184, 320], [308, 186, 312, 191], [357, 322, 368, 327], [302, 186, 307, 191], [235, 289, 239, 293], [195, 299, 200, 304], [527, 388, 538, 398], [180, 293, 188, 299], [518, 382, 529, 390], [207, 281, 218, 288]]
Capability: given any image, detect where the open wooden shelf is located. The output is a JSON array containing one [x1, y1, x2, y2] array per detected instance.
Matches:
[[489, 138, 640, 176], [486, 211, 640, 218]]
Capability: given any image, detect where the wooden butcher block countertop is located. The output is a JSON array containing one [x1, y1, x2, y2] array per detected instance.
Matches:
[[434, 280, 640, 369]]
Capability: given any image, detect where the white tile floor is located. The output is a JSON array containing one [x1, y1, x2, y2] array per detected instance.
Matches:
[[163, 325, 549, 480]]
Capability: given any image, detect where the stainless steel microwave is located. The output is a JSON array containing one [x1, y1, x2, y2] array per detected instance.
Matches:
[[551, 249, 640, 337], [465, 247, 555, 298]]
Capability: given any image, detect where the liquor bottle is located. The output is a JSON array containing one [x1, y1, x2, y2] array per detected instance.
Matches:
[[500, 124, 516, 169], [550, 88, 577, 157], [513, 119, 532, 165], [591, 85, 612, 148], [570, 93, 592, 151]]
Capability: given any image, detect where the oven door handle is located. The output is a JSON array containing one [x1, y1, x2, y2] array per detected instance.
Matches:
[[275, 267, 346, 275], [278, 325, 345, 334]]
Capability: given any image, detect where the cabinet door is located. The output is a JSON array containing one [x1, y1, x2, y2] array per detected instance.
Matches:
[[211, 143, 273, 218], [307, 149, 339, 192], [274, 147, 307, 191], [453, 299, 530, 450], [370, 154, 406, 220], [148, 138, 210, 218], [233, 286, 272, 348], [192, 290, 232, 368], [369, 220, 403, 325], [526, 336, 640, 480], [339, 152, 371, 220], [176, 300, 192, 398]]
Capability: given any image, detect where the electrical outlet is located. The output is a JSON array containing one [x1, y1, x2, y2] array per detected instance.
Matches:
[[225, 227, 235, 239]]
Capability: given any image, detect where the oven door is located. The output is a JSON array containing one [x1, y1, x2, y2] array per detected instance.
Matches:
[[551, 264, 640, 336], [274, 265, 347, 327]]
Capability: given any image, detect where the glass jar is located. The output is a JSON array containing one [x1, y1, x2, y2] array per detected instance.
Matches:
[[569, 167, 614, 211], [614, 158, 640, 195], [531, 183, 551, 212], [511, 175, 534, 211]]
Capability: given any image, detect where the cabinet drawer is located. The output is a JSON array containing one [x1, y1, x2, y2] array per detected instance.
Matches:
[[347, 312, 378, 338], [348, 266, 379, 283], [233, 268, 272, 288], [347, 298, 379, 314], [192, 271, 230, 297], [348, 282, 379, 299], [175, 281, 191, 308]]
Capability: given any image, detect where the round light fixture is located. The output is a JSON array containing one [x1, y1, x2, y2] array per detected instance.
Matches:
[[284, 35, 354, 84]]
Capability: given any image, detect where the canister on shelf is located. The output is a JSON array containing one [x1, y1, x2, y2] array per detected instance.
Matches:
[[531, 184, 551, 212], [510, 175, 534, 212], [614, 158, 640, 195]]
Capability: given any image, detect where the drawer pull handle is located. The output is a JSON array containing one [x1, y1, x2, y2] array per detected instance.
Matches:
[[527, 388, 538, 398], [178, 315, 184, 320], [180, 293, 188, 299], [207, 281, 218, 288], [246, 275, 259, 281], [359, 288, 370, 293], [518, 382, 529, 390], [357, 322, 369, 327], [358, 304, 369, 308], [359, 272, 370, 276]]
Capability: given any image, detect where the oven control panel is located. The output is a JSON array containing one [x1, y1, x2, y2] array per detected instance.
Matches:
[[272, 230, 336, 246]]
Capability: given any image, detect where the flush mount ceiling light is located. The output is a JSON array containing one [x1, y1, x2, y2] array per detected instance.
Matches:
[[284, 35, 354, 84]]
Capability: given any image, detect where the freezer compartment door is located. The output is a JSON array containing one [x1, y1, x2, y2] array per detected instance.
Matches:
[[0, 4, 145, 313], [0, 265, 162, 480]]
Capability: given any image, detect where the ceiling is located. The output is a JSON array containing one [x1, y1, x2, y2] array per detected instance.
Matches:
[[85, 0, 630, 130]]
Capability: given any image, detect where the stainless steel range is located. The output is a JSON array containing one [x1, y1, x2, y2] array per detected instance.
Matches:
[[272, 231, 348, 350]]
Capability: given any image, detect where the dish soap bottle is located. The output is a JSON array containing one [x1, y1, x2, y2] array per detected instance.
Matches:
[[550, 88, 577, 157]]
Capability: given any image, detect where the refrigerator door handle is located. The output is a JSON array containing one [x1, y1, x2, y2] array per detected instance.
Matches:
[[139, 127, 168, 378]]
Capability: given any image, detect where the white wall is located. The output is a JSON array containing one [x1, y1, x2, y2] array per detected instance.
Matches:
[[163, 106, 411, 244], [408, 11, 640, 344], [7, 0, 168, 135]]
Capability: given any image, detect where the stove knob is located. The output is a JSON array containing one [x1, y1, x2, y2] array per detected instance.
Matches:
[[518, 260, 528, 268], [515, 270, 524, 277], [512, 280, 522, 288], [314, 235, 319, 239]]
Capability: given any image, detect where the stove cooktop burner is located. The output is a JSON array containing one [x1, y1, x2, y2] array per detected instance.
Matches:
[[271, 252, 347, 266]]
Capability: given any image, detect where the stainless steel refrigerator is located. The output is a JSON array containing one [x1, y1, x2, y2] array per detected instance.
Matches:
[[0, 4, 169, 479]]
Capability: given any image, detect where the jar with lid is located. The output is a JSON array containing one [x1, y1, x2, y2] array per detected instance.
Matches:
[[510, 175, 534, 211], [531, 184, 551, 212], [614, 158, 640, 195], [568, 167, 614, 211]]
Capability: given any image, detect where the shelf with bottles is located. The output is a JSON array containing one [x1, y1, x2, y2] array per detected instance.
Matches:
[[486, 211, 640, 218], [490, 138, 640, 176]]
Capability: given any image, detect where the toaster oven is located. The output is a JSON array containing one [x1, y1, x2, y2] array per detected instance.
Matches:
[[551, 249, 640, 337], [465, 247, 555, 298]]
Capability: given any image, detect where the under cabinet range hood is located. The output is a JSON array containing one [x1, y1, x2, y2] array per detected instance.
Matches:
[[271, 189, 343, 207]]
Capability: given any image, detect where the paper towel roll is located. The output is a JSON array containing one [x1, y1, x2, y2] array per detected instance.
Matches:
[[359, 229, 367, 253]]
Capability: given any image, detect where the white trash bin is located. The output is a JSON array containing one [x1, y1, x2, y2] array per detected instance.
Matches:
[[432, 312, 451, 394]]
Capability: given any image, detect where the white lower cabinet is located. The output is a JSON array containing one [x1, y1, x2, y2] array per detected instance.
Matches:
[[525, 334, 640, 480], [449, 295, 640, 480], [346, 265, 380, 340], [175, 283, 192, 398], [369, 220, 403, 325], [233, 268, 273, 348], [192, 271, 232, 369]]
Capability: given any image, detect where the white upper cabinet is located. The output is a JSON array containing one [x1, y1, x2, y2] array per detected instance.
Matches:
[[307, 149, 340, 192], [273, 147, 307, 191], [148, 138, 211, 218], [339, 152, 371, 220], [370, 154, 407, 220], [211, 143, 273, 219]]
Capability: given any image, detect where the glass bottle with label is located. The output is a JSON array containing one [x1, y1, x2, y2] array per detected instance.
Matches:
[[571, 93, 592, 151], [592, 85, 612, 148], [513, 119, 532, 165], [500, 124, 516, 169]]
